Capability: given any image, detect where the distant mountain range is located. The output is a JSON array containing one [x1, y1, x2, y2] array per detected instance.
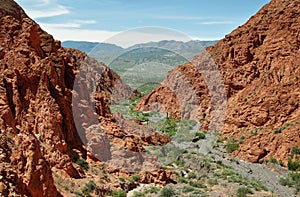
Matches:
[[62, 40, 217, 63], [62, 40, 217, 94]]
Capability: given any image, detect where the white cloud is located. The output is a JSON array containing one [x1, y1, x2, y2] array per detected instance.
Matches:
[[15, 0, 70, 18], [73, 20, 97, 25], [27, 5, 70, 18], [39, 23, 119, 43], [40, 20, 97, 29]]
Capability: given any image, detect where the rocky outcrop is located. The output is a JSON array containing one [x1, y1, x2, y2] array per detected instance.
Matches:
[[136, 0, 300, 163], [0, 0, 172, 196]]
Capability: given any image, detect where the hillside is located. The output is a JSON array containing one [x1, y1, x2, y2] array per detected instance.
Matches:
[[136, 0, 300, 163], [0, 0, 172, 196], [63, 40, 216, 94]]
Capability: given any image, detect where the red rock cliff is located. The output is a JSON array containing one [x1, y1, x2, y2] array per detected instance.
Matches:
[[0, 0, 145, 196], [136, 0, 300, 163]]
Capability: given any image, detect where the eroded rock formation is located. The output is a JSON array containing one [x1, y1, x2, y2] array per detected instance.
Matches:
[[136, 0, 300, 163]]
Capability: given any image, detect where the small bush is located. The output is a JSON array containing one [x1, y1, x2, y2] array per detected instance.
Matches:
[[132, 191, 145, 197], [75, 191, 84, 197], [178, 177, 188, 184], [182, 186, 194, 193], [291, 146, 300, 156], [268, 158, 278, 164], [250, 130, 258, 136], [159, 186, 176, 197], [274, 126, 285, 134], [216, 160, 225, 167], [175, 158, 185, 166], [280, 173, 300, 194], [112, 190, 126, 197], [195, 132, 206, 139], [279, 177, 293, 187], [226, 142, 239, 153], [119, 177, 125, 182], [237, 186, 253, 197], [288, 159, 300, 171], [189, 181, 206, 188], [207, 179, 218, 185], [161, 118, 178, 137], [75, 157, 89, 170], [145, 186, 160, 194], [188, 172, 197, 179], [82, 180, 97, 195], [128, 174, 140, 183], [104, 174, 110, 179], [239, 136, 246, 144]]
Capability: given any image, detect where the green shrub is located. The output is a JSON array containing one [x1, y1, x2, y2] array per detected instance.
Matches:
[[250, 130, 258, 136], [237, 186, 253, 197], [161, 118, 177, 137], [279, 173, 300, 193], [274, 126, 285, 134], [82, 180, 97, 195], [247, 180, 268, 191], [216, 160, 225, 167], [188, 172, 197, 179], [178, 177, 188, 184], [145, 186, 160, 194], [291, 146, 300, 159], [159, 186, 176, 197], [189, 181, 206, 188], [291, 146, 300, 155], [279, 177, 293, 187], [75, 157, 89, 170], [182, 186, 194, 193], [288, 159, 300, 171], [132, 191, 145, 197], [128, 174, 140, 183], [119, 177, 125, 182], [207, 179, 218, 185], [226, 142, 239, 153], [75, 191, 84, 197], [195, 132, 206, 139], [175, 158, 185, 166], [112, 190, 126, 197], [239, 136, 246, 144], [268, 158, 278, 164]]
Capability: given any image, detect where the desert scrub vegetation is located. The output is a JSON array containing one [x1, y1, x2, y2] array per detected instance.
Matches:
[[160, 117, 178, 137], [128, 174, 140, 183], [53, 172, 76, 193], [287, 145, 300, 171], [225, 139, 239, 153], [159, 186, 176, 197], [111, 190, 127, 197], [145, 186, 160, 194], [147, 143, 187, 166], [273, 122, 295, 134], [75, 180, 97, 197], [172, 120, 198, 143], [237, 186, 254, 197], [213, 165, 268, 192], [74, 157, 89, 170], [195, 132, 206, 139], [279, 173, 300, 194]]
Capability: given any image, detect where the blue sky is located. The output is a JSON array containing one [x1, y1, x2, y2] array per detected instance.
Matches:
[[15, 0, 270, 47]]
